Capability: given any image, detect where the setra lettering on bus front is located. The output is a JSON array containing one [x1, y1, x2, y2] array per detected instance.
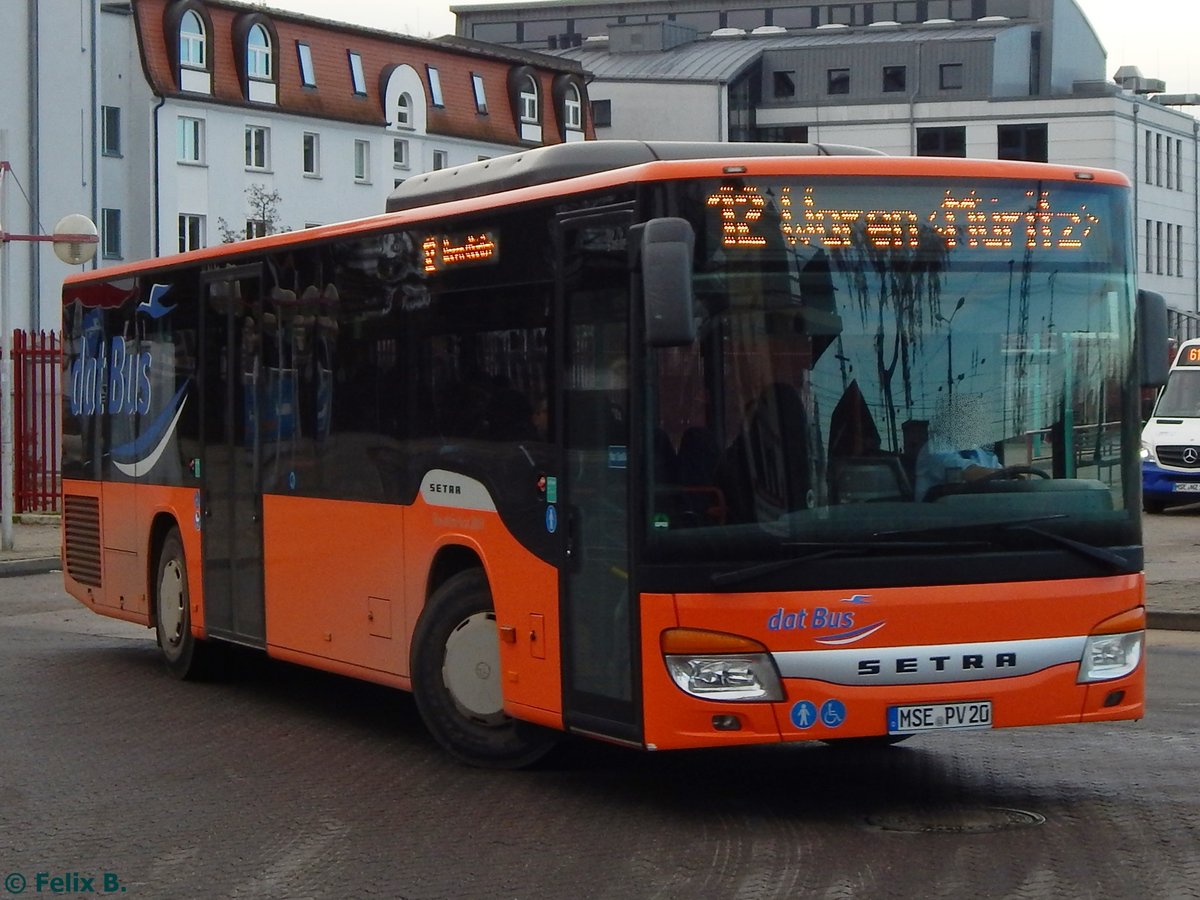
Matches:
[[428, 482, 462, 494]]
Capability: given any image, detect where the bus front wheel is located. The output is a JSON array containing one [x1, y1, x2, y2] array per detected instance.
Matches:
[[411, 569, 558, 768], [154, 527, 213, 680]]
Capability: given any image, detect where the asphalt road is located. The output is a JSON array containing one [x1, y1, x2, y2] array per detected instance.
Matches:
[[0, 573, 1197, 899]]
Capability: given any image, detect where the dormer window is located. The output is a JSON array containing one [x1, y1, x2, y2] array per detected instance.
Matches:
[[235, 15, 278, 104], [248, 25, 272, 80], [172, 4, 212, 94], [508, 67, 543, 143], [519, 75, 538, 123], [564, 83, 582, 130], [396, 93, 412, 128], [180, 11, 205, 68]]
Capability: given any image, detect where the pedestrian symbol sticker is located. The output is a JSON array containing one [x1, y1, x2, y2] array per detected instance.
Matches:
[[545, 504, 558, 534], [790, 700, 817, 729]]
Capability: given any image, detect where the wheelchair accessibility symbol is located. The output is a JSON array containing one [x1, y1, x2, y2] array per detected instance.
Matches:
[[820, 699, 846, 729]]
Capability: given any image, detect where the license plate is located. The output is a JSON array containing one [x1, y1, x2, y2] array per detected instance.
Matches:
[[1172, 483, 1200, 493], [887, 700, 992, 734]]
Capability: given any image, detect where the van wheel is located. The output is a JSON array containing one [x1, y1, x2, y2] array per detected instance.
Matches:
[[411, 569, 558, 768], [1143, 497, 1168, 514], [154, 527, 214, 680]]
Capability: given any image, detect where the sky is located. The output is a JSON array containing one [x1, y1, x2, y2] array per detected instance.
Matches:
[[260, 0, 1200, 96]]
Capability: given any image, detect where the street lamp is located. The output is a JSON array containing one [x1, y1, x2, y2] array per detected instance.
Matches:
[[0, 161, 98, 550], [936, 296, 967, 400]]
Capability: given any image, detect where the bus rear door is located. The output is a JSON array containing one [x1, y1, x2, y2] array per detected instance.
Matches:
[[199, 266, 267, 646]]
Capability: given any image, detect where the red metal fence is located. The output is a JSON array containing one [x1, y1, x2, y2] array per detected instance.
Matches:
[[11, 330, 61, 513]]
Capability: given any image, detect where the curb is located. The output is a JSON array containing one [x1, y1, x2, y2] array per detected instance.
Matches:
[[1148, 611, 1200, 632], [0, 557, 62, 578]]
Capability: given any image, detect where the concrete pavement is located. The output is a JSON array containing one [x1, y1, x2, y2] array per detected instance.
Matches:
[[6, 513, 1195, 629]]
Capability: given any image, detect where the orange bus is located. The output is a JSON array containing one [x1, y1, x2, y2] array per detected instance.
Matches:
[[62, 141, 1168, 767]]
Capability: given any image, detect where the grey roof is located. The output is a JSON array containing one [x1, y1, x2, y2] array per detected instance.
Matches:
[[555, 24, 1017, 83]]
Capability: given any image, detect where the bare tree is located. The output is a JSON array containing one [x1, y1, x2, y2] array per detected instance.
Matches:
[[216, 184, 291, 243]]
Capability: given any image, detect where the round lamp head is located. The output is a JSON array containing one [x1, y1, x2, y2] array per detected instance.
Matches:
[[52, 214, 98, 265]]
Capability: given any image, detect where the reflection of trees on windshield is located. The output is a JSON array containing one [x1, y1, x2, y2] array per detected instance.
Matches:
[[826, 222, 951, 451]]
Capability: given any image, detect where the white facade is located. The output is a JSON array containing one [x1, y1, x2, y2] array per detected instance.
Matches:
[[1, 2, 100, 332]]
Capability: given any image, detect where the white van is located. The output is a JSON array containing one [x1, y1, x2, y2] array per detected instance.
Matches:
[[1141, 338, 1200, 512]]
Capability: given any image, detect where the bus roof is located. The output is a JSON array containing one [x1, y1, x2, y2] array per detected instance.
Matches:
[[385, 140, 884, 212]]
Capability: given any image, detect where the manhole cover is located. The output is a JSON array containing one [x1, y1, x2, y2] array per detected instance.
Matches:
[[865, 807, 1045, 834]]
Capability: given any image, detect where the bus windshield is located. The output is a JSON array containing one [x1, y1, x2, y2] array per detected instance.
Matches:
[[1152, 367, 1200, 417], [647, 176, 1139, 565]]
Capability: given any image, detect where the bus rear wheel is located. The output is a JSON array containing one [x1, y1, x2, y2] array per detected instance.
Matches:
[[411, 568, 558, 768], [154, 527, 214, 680]]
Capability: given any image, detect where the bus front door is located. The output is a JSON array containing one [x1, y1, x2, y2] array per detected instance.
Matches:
[[199, 267, 266, 647], [557, 211, 642, 745]]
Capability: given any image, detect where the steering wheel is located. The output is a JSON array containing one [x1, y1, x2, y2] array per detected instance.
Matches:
[[980, 465, 1051, 481]]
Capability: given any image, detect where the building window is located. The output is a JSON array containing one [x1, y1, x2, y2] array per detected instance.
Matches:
[[757, 126, 810, 142], [1156, 133, 1163, 186], [246, 219, 268, 240], [519, 74, 538, 121], [101, 106, 121, 156], [349, 52, 366, 95], [247, 24, 271, 79], [564, 83, 583, 129], [882, 66, 906, 93], [177, 116, 204, 163], [393, 138, 409, 169], [773, 70, 796, 98], [396, 93, 412, 128], [591, 98, 612, 127], [1145, 130, 1153, 184], [1178, 225, 1184, 276], [827, 68, 850, 95], [1177, 138, 1184, 192], [101, 208, 121, 259], [997, 123, 1048, 163], [245, 125, 270, 170], [917, 126, 966, 157], [939, 63, 964, 90], [178, 214, 204, 253], [354, 140, 370, 182], [433, 149, 449, 170], [1167, 137, 1175, 190], [428, 66, 444, 107], [303, 132, 320, 176], [297, 42, 316, 87], [939, 64, 964, 91], [179, 10, 206, 68], [1145, 220, 1153, 274], [595, 98, 614, 127], [472, 73, 488, 114], [1167, 223, 1174, 277]]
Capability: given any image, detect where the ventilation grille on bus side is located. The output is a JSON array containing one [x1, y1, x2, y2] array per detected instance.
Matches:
[[63, 495, 102, 587]]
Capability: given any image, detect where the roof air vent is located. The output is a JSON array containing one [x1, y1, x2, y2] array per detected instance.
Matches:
[[710, 27, 747, 38]]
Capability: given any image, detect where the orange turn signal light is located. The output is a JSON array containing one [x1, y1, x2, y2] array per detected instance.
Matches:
[[661, 627, 768, 656], [1090, 607, 1145, 635]]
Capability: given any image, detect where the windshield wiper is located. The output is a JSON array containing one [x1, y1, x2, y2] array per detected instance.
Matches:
[[876, 515, 1131, 574], [710, 539, 988, 588]]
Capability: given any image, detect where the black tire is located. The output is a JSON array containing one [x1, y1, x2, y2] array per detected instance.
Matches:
[[1143, 497, 1168, 514], [153, 527, 215, 680], [411, 568, 559, 768]]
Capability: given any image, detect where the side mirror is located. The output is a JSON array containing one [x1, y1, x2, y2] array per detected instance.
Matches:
[[1137, 289, 1169, 388], [641, 217, 696, 347]]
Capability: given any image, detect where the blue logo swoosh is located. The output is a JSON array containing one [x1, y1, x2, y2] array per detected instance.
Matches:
[[137, 284, 175, 319], [111, 383, 188, 477]]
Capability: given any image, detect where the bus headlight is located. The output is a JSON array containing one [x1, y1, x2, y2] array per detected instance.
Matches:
[[662, 628, 784, 702], [1078, 631, 1143, 682], [1141, 441, 1157, 463]]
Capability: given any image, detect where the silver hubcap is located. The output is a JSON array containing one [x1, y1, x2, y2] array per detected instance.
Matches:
[[442, 612, 506, 726], [158, 558, 186, 660]]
